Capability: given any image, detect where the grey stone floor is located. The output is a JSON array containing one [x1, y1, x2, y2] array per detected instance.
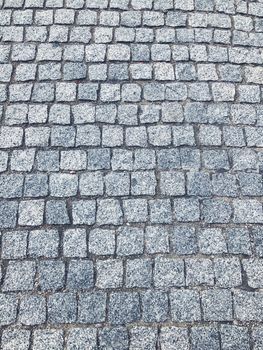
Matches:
[[0, 0, 263, 349]]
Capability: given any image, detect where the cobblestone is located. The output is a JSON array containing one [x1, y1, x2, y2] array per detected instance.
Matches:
[[0, 2, 262, 348]]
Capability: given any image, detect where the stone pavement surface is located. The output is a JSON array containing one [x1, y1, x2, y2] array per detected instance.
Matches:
[[0, 0, 263, 348]]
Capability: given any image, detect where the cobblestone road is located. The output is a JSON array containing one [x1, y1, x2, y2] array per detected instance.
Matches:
[[0, 0, 263, 349]]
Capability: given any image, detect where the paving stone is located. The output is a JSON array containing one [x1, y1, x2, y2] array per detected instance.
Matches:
[[72, 200, 96, 225], [18, 200, 45, 226], [78, 291, 106, 323], [108, 292, 140, 325], [214, 257, 242, 287], [198, 228, 227, 254], [12, 43, 36, 61], [126, 258, 152, 288], [141, 290, 169, 323], [89, 228, 115, 255], [186, 258, 214, 286], [121, 10, 142, 27], [3, 260, 35, 291], [253, 226, 263, 257], [117, 226, 144, 256], [64, 44, 84, 61], [252, 327, 263, 350], [1, 329, 30, 350], [233, 199, 263, 224], [48, 292, 77, 324], [96, 199, 123, 225], [63, 228, 87, 257], [149, 199, 172, 224], [0, 174, 24, 199], [38, 260, 65, 291], [126, 126, 148, 147], [162, 102, 184, 123], [145, 226, 169, 254], [231, 104, 256, 125], [32, 330, 64, 350], [45, 0, 63, 7], [226, 227, 252, 255], [2, 230, 28, 259], [148, 125, 172, 146], [86, 44, 106, 62], [220, 325, 250, 350], [202, 199, 233, 223], [72, 103, 95, 124], [191, 327, 220, 350], [131, 171, 156, 195], [60, 150, 87, 170], [112, 149, 133, 171], [66, 328, 97, 350], [212, 173, 238, 197], [157, 149, 181, 169], [212, 83, 235, 101], [46, 200, 70, 225], [170, 226, 197, 255], [131, 43, 150, 60], [238, 85, 260, 103], [130, 327, 158, 350], [0, 151, 8, 172], [0, 45, 10, 63], [207, 103, 230, 124], [36, 151, 59, 172], [67, 260, 94, 289], [174, 198, 200, 222], [70, 27, 92, 43], [76, 125, 100, 146], [19, 294, 46, 325], [235, 290, 263, 321], [49, 104, 70, 124], [39, 63, 61, 80], [79, 172, 103, 196], [159, 327, 190, 350], [96, 259, 123, 288], [154, 256, 184, 287], [49, 25, 69, 42], [118, 104, 138, 125], [87, 148, 110, 170], [0, 294, 18, 326], [99, 327, 129, 350], [171, 289, 201, 322], [0, 200, 18, 228], [25, 126, 50, 147], [160, 171, 185, 196], [243, 259, 263, 289], [139, 105, 160, 124], [51, 126, 75, 147], [32, 83, 54, 102], [199, 125, 222, 145], [231, 148, 258, 171], [203, 150, 230, 170], [24, 174, 48, 198], [123, 198, 148, 222], [122, 83, 141, 102], [102, 126, 124, 147], [202, 289, 233, 321], [11, 149, 35, 172]]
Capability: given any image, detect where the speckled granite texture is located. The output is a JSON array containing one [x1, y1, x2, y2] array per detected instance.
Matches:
[[0, 0, 263, 349]]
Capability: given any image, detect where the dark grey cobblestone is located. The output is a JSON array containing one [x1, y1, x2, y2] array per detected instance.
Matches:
[[0, 1, 263, 348]]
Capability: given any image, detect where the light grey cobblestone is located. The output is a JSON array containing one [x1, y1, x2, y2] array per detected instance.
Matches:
[[1, 329, 30, 350]]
